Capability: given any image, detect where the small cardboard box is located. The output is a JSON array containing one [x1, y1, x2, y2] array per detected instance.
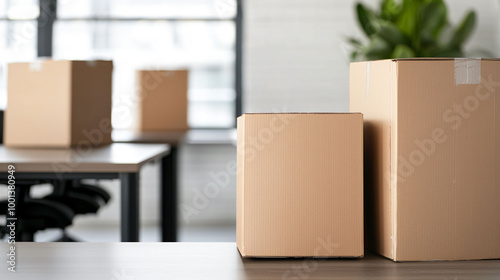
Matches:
[[4, 60, 113, 148], [350, 58, 500, 261], [136, 70, 188, 131], [237, 113, 364, 258]]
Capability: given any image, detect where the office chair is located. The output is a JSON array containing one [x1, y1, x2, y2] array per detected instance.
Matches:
[[43, 180, 109, 241], [0, 181, 75, 241], [0, 180, 110, 242], [69, 180, 111, 206]]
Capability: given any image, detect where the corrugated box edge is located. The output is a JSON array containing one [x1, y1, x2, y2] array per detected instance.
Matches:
[[236, 115, 246, 257]]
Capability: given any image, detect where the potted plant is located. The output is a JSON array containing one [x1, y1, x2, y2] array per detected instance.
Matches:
[[348, 0, 485, 61]]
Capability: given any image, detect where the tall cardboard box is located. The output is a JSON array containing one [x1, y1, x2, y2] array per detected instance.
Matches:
[[5, 60, 113, 148], [350, 58, 500, 261], [237, 113, 364, 258], [136, 70, 188, 131]]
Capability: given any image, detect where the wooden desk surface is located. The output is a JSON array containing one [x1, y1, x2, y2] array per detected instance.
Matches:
[[0, 143, 170, 173], [1, 243, 499, 279]]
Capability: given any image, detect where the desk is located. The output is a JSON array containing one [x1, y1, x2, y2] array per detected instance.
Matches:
[[0, 143, 169, 242], [112, 129, 237, 242], [1, 243, 499, 279], [112, 130, 186, 242]]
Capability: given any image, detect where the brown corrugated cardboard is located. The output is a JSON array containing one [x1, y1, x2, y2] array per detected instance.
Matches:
[[350, 58, 500, 261], [4, 60, 113, 148], [136, 70, 188, 131], [237, 113, 364, 258]]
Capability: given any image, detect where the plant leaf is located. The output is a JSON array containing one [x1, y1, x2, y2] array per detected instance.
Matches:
[[380, 0, 402, 21], [375, 20, 411, 46], [356, 3, 376, 36], [419, 0, 447, 39], [396, 0, 419, 37], [347, 37, 363, 47], [351, 50, 360, 61], [449, 11, 476, 48], [391, 44, 415, 58], [363, 35, 392, 59]]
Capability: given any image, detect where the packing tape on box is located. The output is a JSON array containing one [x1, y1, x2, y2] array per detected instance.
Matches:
[[29, 61, 43, 72], [365, 61, 371, 97], [454, 58, 481, 85]]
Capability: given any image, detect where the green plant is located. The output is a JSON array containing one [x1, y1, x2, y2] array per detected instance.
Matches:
[[348, 0, 478, 61]]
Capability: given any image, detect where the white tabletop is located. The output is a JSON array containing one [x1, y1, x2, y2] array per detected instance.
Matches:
[[0, 243, 499, 280], [0, 143, 170, 173]]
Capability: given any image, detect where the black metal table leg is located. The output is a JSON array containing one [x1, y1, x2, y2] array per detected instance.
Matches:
[[161, 146, 178, 242], [120, 172, 139, 242], [13, 184, 28, 242]]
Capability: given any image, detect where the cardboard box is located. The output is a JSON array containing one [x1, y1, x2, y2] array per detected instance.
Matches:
[[4, 60, 113, 148], [136, 70, 188, 131], [350, 58, 500, 261], [237, 113, 364, 258]]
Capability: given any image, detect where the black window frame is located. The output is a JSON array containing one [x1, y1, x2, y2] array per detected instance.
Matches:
[[37, 0, 243, 128]]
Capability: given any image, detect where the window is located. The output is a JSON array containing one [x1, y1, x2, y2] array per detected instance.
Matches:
[[1, 0, 242, 129], [0, 0, 39, 109]]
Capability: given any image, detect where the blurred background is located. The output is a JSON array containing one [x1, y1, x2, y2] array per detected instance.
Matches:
[[0, 0, 498, 241]]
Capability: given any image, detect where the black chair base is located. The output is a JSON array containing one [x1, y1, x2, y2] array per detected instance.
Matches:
[[55, 231, 80, 242]]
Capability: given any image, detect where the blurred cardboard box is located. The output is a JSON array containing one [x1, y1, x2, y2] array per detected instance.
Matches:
[[237, 113, 364, 258], [4, 60, 113, 148], [136, 70, 188, 131], [350, 58, 500, 261]]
